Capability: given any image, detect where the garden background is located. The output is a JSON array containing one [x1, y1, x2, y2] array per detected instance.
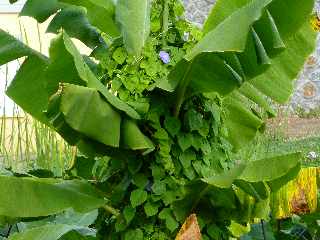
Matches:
[[0, 0, 319, 239]]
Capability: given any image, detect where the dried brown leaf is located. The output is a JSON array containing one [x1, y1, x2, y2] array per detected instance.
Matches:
[[175, 214, 201, 240]]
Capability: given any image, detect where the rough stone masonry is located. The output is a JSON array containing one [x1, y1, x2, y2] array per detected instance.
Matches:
[[183, 0, 320, 112]]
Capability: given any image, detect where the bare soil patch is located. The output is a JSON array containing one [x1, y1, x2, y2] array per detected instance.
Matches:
[[268, 117, 320, 139]]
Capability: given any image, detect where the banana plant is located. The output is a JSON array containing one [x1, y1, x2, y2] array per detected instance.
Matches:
[[0, 0, 317, 239]]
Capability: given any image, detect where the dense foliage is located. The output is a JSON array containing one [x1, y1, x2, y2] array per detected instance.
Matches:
[[0, 0, 317, 239]]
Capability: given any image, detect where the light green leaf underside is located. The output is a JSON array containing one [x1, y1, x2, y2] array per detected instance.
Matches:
[[8, 224, 75, 240], [223, 95, 264, 150], [0, 176, 106, 217], [203, 152, 301, 188], [116, 0, 151, 55]]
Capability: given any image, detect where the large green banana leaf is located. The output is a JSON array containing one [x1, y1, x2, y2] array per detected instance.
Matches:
[[2, 30, 153, 151], [160, 0, 316, 149], [0, 176, 106, 217]]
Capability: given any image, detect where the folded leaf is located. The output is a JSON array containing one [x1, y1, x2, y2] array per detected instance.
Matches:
[[47, 6, 101, 48], [47, 84, 153, 150], [223, 95, 264, 150], [121, 119, 154, 150], [60, 84, 121, 147]]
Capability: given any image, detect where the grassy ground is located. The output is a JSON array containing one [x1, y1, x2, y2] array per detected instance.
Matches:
[[235, 131, 320, 167]]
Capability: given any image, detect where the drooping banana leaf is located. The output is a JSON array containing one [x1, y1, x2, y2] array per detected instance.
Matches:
[[1, 30, 153, 151], [46, 6, 102, 49], [0, 29, 44, 65], [160, 0, 316, 149], [6, 56, 50, 124], [20, 0, 61, 23], [116, 0, 151, 55], [0, 176, 106, 217], [58, 84, 121, 147], [19, 0, 119, 48]]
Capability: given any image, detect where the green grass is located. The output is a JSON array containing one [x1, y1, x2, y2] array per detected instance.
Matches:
[[235, 133, 320, 167]]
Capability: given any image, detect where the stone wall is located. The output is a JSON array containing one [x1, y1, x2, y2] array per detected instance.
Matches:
[[183, 0, 320, 112]]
